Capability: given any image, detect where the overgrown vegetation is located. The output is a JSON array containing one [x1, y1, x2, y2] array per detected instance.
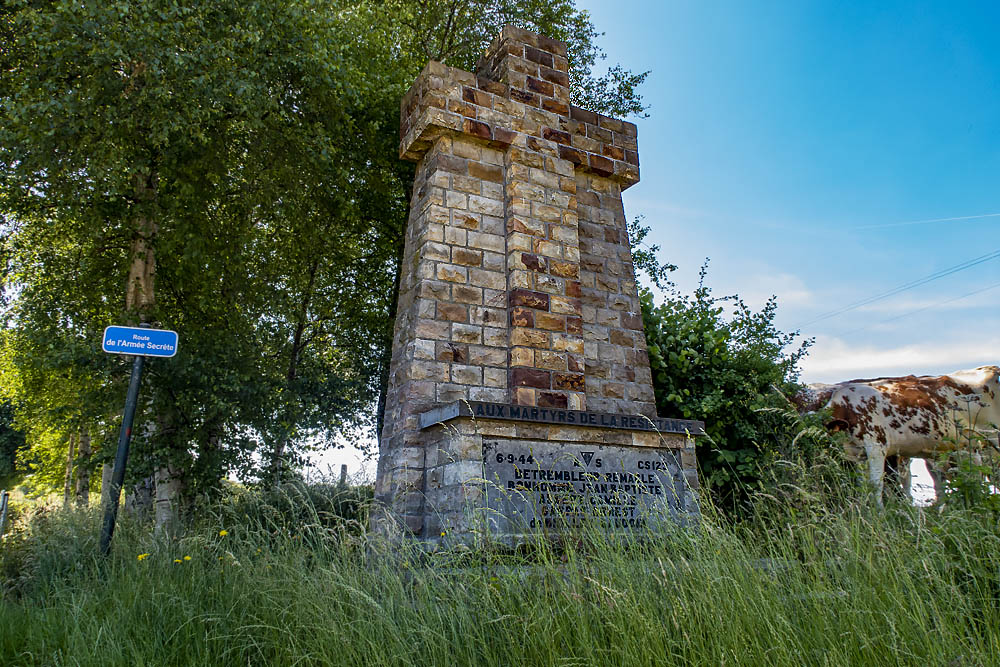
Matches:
[[1, 467, 997, 666]]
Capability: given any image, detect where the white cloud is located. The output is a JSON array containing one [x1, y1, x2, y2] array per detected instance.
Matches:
[[735, 272, 814, 310], [800, 334, 1000, 383]]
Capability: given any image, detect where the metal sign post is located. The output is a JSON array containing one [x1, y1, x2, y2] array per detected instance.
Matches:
[[98, 323, 179, 556]]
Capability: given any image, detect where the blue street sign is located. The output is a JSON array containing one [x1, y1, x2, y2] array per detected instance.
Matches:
[[102, 326, 179, 358]]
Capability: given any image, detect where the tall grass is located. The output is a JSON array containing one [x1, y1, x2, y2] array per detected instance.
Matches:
[[1, 480, 998, 666]]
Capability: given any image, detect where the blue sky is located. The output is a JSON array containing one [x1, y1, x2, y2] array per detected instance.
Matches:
[[580, 0, 1000, 382]]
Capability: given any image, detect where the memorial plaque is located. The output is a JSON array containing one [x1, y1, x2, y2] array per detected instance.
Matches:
[[483, 440, 690, 534]]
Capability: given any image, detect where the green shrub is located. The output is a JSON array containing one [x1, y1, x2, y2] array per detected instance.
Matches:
[[640, 264, 841, 515]]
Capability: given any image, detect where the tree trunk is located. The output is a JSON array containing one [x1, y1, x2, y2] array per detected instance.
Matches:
[[271, 259, 319, 485], [101, 463, 113, 510], [125, 171, 158, 316], [63, 432, 77, 509], [74, 428, 92, 508], [127, 168, 188, 537], [154, 464, 182, 538], [124, 475, 154, 519]]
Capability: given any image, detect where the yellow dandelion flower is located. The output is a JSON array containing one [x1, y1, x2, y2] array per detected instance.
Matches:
[[440, 531, 446, 537], [183, 555, 191, 561], [173, 559, 182, 564], [218, 529, 229, 537], [137, 553, 149, 561]]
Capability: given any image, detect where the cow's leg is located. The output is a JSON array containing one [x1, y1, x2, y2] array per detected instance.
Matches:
[[867, 443, 887, 506], [885, 455, 912, 500], [898, 456, 912, 499]]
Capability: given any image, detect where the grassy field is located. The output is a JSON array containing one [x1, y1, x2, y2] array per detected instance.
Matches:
[[0, 483, 998, 667]]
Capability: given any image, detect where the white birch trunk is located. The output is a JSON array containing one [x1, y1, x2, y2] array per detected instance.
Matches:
[[74, 428, 92, 508], [63, 432, 76, 509], [100, 463, 114, 511], [154, 464, 182, 537]]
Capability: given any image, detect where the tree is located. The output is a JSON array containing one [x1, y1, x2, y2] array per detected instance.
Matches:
[[1, 0, 398, 524]]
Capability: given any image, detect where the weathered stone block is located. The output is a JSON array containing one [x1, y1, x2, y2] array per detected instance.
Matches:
[[437, 303, 468, 322], [510, 367, 550, 389], [535, 312, 566, 331], [451, 324, 483, 344], [536, 391, 568, 408], [452, 248, 483, 266], [509, 288, 550, 310], [510, 327, 548, 348], [453, 285, 483, 304], [510, 306, 534, 328], [451, 364, 483, 385]]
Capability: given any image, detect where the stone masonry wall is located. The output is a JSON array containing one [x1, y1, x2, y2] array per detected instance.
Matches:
[[376, 26, 672, 537]]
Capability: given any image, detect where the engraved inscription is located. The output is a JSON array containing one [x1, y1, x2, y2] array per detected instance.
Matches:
[[420, 401, 705, 436], [483, 440, 691, 533]]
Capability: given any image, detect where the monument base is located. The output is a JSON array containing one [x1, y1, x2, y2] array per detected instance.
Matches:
[[374, 404, 701, 545]]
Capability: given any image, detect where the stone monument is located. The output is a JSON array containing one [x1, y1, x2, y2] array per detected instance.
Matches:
[[375, 26, 703, 541]]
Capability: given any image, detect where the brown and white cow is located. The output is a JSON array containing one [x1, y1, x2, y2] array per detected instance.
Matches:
[[798, 366, 1000, 503]]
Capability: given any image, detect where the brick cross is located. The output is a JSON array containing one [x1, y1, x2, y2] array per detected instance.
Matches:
[[396, 25, 644, 418]]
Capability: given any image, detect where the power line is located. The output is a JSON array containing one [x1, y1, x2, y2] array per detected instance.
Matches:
[[836, 280, 1000, 337], [793, 248, 1000, 329], [853, 212, 1000, 230]]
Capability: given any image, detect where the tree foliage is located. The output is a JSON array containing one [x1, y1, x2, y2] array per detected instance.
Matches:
[[0, 401, 27, 486], [0, 0, 647, 497]]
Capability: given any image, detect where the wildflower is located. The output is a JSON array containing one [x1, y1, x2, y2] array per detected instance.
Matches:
[[137, 553, 149, 562], [218, 529, 229, 537], [173, 559, 182, 564], [440, 531, 446, 537], [183, 555, 191, 561]]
